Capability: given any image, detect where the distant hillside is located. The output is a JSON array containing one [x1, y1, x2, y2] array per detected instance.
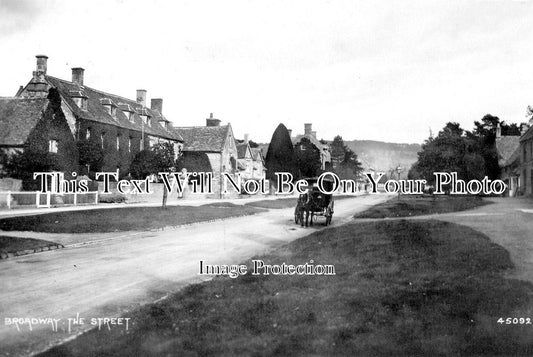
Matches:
[[256, 139, 421, 176], [344, 140, 421, 174]]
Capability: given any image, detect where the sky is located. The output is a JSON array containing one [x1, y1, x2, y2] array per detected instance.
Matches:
[[1, 0, 532, 144]]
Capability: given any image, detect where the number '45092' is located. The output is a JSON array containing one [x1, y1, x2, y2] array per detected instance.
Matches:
[[497, 318, 532, 325]]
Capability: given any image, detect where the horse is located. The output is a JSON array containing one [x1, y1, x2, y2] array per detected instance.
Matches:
[[297, 191, 321, 227]]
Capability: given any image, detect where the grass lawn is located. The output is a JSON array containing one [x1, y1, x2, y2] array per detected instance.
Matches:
[[0, 236, 60, 253], [0, 203, 265, 233], [354, 195, 490, 218], [40, 219, 533, 356]]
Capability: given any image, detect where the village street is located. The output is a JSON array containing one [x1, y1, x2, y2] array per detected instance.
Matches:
[[0, 194, 391, 356]]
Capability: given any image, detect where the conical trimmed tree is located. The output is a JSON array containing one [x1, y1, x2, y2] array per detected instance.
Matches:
[[265, 123, 298, 182]]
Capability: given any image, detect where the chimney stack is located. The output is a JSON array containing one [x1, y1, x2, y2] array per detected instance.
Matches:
[[36, 55, 48, 75], [311, 131, 317, 138], [136, 89, 147, 107], [206, 112, 221, 127], [72, 67, 85, 86], [521, 124, 529, 136], [304, 123, 312, 135], [151, 98, 163, 114]]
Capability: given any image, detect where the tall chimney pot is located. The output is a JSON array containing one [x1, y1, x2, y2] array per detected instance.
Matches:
[[151, 98, 163, 114], [206, 113, 221, 127], [244, 134, 249, 144], [304, 123, 312, 135], [136, 89, 147, 107], [72, 67, 85, 86], [36, 55, 48, 75]]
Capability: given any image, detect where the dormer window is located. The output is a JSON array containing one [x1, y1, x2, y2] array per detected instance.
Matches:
[[69, 90, 88, 110], [100, 98, 117, 119], [159, 120, 168, 130], [137, 108, 151, 126], [118, 103, 135, 122]]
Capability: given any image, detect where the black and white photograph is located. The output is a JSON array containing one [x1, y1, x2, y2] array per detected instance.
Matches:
[[1, 0, 533, 356]]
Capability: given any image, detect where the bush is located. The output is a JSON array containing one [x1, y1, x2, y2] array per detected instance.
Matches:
[[98, 194, 127, 204]]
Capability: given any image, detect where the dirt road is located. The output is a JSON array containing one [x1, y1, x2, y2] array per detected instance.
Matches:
[[0, 194, 390, 356]]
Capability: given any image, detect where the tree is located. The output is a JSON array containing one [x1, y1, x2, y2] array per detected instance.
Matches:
[[265, 124, 298, 182], [330, 135, 346, 169], [415, 122, 485, 187], [294, 137, 321, 177], [329, 135, 363, 179], [338, 148, 363, 179], [77, 140, 104, 177], [129, 142, 177, 207]]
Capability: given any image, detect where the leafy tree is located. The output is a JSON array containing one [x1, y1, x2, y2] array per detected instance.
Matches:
[[338, 148, 363, 179], [130, 142, 177, 207], [294, 137, 321, 177], [265, 124, 298, 182], [329, 135, 363, 179], [129, 150, 157, 180], [77, 140, 104, 177], [415, 122, 485, 187], [330, 135, 346, 169]]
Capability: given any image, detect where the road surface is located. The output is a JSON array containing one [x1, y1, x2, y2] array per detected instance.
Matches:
[[0, 194, 390, 356]]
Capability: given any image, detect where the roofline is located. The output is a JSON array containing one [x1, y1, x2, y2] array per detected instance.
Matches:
[[46, 75, 143, 107], [40, 76, 182, 142]]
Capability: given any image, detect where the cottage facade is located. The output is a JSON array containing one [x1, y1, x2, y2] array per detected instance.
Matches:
[[236, 137, 266, 181], [0, 92, 79, 189], [495, 124, 521, 197], [519, 123, 533, 195], [290, 123, 331, 170], [9, 55, 183, 179], [174, 114, 238, 197]]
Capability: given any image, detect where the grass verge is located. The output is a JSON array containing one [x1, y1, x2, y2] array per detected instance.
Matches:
[[39, 219, 533, 356], [0, 203, 265, 233], [0, 236, 60, 254], [354, 195, 490, 218]]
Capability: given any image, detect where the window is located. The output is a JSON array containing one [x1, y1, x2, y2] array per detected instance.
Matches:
[[101, 132, 105, 149], [128, 137, 132, 152], [116, 135, 120, 151], [86, 128, 91, 140], [48, 140, 58, 153]]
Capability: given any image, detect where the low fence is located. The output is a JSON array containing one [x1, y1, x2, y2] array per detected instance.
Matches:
[[0, 191, 99, 209]]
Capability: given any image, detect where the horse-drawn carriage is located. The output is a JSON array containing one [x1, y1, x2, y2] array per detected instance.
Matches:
[[294, 177, 334, 227]]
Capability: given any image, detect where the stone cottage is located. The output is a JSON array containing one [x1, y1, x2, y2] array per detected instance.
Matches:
[[174, 113, 238, 197], [8, 55, 183, 179]]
